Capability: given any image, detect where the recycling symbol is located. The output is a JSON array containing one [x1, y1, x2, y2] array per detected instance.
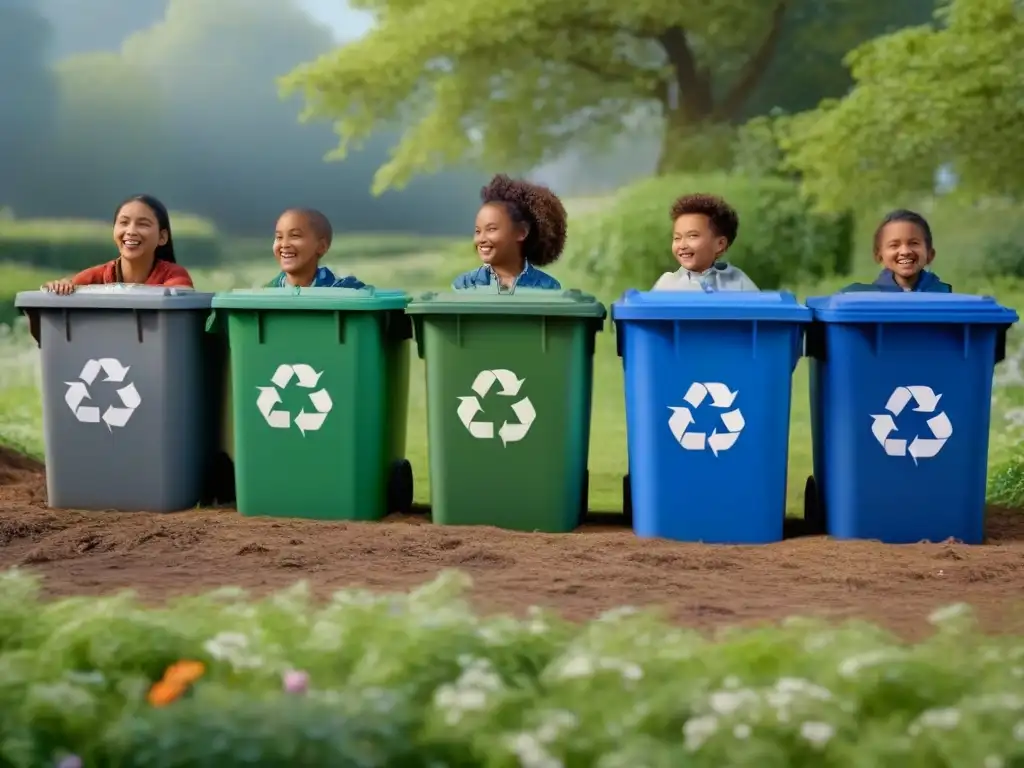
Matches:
[[667, 381, 745, 457], [256, 363, 333, 436], [64, 358, 141, 430], [457, 368, 536, 446], [871, 385, 952, 463]]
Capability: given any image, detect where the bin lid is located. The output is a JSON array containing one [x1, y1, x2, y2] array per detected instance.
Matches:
[[405, 288, 607, 318], [210, 286, 410, 311], [807, 292, 1020, 325], [15, 285, 214, 310], [611, 289, 811, 322]]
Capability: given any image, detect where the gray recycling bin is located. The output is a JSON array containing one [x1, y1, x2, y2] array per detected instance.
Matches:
[[15, 285, 226, 512]]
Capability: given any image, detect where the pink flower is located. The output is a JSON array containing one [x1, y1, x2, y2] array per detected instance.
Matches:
[[57, 756, 83, 768], [282, 669, 309, 694]]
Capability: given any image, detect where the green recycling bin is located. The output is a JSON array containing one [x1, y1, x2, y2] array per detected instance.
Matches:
[[406, 288, 606, 532], [210, 287, 413, 520]]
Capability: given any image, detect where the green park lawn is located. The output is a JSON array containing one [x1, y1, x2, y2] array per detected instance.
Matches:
[[2, 229, 1024, 517]]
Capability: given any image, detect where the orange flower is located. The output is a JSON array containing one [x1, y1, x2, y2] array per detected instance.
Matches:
[[147, 660, 206, 707]]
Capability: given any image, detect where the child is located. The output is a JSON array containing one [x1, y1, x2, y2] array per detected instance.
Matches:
[[452, 174, 566, 292], [268, 208, 366, 288], [868, 209, 951, 292], [652, 193, 758, 291], [42, 195, 194, 294]]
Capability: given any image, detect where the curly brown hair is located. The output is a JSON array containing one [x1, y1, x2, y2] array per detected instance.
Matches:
[[670, 194, 739, 247], [480, 174, 567, 267]]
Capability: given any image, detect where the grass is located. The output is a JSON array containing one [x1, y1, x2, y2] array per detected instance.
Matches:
[[2, 218, 1024, 517]]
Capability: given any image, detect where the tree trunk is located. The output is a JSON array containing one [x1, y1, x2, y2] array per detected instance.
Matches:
[[656, 115, 737, 175]]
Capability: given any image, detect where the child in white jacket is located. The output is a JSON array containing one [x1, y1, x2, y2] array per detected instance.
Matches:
[[652, 193, 758, 292]]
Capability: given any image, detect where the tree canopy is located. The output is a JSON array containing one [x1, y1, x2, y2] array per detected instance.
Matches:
[[282, 0, 934, 194], [783, 0, 1024, 211]]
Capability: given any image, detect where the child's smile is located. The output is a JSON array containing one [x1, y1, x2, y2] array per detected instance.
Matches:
[[877, 220, 933, 282]]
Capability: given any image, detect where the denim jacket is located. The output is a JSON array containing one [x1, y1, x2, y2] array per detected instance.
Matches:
[[266, 265, 366, 289], [452, 261, 561, 292]]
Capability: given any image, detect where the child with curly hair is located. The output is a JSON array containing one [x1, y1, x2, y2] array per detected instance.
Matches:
[[267, 208, 366, 288], [652, 193, 758, 292], [453, 174, 567, 292]]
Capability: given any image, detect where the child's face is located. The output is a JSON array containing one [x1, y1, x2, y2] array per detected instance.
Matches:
[[274, 211, 327, 277], [672, 213, 727, 273], [875, 220, 934, 280], [113, 200, 168, 263], [474, 203, 526, 267]]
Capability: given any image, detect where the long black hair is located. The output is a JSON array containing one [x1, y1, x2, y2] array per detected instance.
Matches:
[[113, 194, 176, 263]]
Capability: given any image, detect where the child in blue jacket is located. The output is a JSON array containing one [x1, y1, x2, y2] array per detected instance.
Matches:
[[267, 208, 366, 288], [452, 174, 566, 292], [844, 209, 952, 293]]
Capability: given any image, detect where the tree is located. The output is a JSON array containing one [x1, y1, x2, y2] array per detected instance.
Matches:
[[281, 0, 936, 194], [0, 0, 57, 210], [782, 0, 1024, 211]]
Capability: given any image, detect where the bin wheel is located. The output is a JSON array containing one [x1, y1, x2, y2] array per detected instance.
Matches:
[[622, 473, 633, 527], [578, 470, 590, 526], [387, 459, 414, 515], [803, 475, 826, 535]]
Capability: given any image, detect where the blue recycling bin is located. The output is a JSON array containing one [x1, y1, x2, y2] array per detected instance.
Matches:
[[805, 292, 1018, 545], [612, 290, 812, 543]]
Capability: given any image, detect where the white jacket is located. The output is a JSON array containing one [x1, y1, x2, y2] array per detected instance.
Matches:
[[652, 262, 759, 292]]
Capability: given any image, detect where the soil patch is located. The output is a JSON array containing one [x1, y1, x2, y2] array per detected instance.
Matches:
[[3, 448, 1024, 641]]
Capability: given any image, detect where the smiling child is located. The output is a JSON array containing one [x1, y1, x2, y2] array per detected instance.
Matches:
[[870, 209, 951, 292], [267, 208, 366, 288], [652, 193, 757, 292]]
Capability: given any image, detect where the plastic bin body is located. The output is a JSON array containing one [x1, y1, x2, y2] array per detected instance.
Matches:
[[612, 291, 811, 544], [211, 287, 411, 520], [15, 286, 219, 512], [806, 293, 1018, 544], [406, 289, 605, 532]]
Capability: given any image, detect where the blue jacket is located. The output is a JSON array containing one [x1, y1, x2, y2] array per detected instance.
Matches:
[[452, 262, 561, 292], [840, 269, 952, 293], [266, 266, 366, 289]]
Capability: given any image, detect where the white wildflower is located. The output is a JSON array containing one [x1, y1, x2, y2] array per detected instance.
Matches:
[[733, 723, 752, 739], [800, 721, 835, 748], [556, 653, 595, 679], [838, 649, 896, 679], [984, 756, 1004, 768], [928, 603, 972, 625], [505, 732, 564, 768], [683, 715, 719, 751], [709, 688, 759, 716], [917, 707, 961, 730], [1014, 721, 1024, 741], [203, 631, 264, 670]]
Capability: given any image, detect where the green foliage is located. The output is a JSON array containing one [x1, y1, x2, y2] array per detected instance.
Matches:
[[979, 217, 1024, 281], [0, 569, 1020, 766], [563, 174, 853, 292], [282, 0, 935, 192], [782, 0, 1024, 212], [987, 448, 1024, 507], [0, 214, 221, 272]]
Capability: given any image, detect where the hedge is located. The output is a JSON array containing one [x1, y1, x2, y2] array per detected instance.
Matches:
[[563, 173, 854, 292], [0, 213, 221, 272], [0, 568, 1021, 767]]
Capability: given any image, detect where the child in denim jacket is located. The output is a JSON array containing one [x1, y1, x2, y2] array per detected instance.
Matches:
[[452, 174, 566, 292], [267, 208, 366, 288]]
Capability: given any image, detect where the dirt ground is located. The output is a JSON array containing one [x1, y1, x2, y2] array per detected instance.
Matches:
[[3, 447, 1024, 641]]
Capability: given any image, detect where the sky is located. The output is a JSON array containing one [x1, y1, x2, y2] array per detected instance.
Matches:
[[296, 0, 374, 41]]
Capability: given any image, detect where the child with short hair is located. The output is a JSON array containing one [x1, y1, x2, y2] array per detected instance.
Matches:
[[453, 174, 566, 292], [652, 193, 757, 291], [43, 194, 194, 294], [268, 208, 366, 288], [868, 208, 951, 292]]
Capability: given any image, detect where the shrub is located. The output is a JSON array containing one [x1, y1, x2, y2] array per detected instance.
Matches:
[[0, 569, 1023, 767], [0, 212, 221, 272], [563, 173, 853, 292], [979, 218, 1024, 281]]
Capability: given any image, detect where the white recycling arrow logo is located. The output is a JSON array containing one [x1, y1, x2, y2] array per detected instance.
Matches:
[[256, 363, 333, 436], [667, 381, 745, 457], [457, 368, 536, 447], [64, 358, 141, 430], [870, 385, 952, 464]]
